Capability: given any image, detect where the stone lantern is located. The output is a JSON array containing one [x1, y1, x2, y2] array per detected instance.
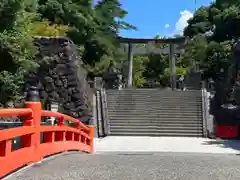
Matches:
[[102, 61, 121, 89]]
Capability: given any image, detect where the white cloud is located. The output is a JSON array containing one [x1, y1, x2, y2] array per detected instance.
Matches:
[[164, 24, 170, 28], [174, 10, 193, 35]]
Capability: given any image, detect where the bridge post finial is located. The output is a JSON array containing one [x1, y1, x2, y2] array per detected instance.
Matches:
[[26, 86, 40, 102]]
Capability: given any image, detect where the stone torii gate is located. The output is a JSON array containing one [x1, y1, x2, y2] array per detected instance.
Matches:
[[118, 37, 185, 89]]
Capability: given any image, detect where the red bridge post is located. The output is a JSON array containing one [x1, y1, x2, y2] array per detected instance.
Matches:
[[22, 86, 42, 162]]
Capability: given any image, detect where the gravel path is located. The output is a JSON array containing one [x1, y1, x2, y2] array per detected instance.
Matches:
[[8, 152, 240, 180]]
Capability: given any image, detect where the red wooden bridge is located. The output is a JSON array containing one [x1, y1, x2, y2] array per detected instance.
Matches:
[[0, 87, 94, 178]]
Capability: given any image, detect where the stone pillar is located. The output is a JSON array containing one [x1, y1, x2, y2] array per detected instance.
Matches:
[[169, 43, 176, 90], [127, 42, 133, 88]]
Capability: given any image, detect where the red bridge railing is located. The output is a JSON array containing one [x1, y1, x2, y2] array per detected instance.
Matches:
[[0, 87, 94, 178]]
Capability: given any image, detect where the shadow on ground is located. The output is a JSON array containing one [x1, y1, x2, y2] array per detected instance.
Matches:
[[202, 139, 240, 152]]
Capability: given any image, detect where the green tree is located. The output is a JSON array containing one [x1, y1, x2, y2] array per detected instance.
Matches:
[[0, 0, 137, 105], [182, 0, 240, 79], [37, 0, 135, 77], [28, 20, 69, 36], [132, 55, 147, 87], [0, 0, 38, 104]]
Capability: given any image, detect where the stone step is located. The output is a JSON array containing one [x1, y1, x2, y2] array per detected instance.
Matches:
[[108, 105, 202, 108], [107, 100, 202, 104], [107, 94, 201, 97], [110, 125, 202, 130], [108, 107, 202, 109], [107, 106, 202, 110], [107, 96, 202, 99], [106, 92, 201, 96], [110, 119, 203, 123], [108, 116, 202, 120], [109, 122, 203, 126], [108, 111, 202, 115], [108, 111, 202, 114], [107, 90, 201, 93], [108, 112, 202, 116], [108, 108, 201, 111], [107, 95, 202, 98], [108, 109, 202, 112], [106, 89, 200, 91], [108, 103, 202, 106], [108, 110, 202, 113], [107, 103, 202, 107], [106, 89, 201, 93], [109, 118, 202, 122], [109, 107, 202, 110], [107, 95, 202, 99], [107, 104, 202, 107], [109, 118, 202, 121], [107, 104, 202, 108], [109, 131, 203, 137], [107, 97, 202, 100], [107, 99, 202, 102], [109, 128, 202, 133], [107, 91, 201, 94], [109, 120, 202, 124], [107, 97, 202, 104]]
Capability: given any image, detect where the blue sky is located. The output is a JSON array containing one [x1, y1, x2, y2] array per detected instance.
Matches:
[[119, 0, 214, 38]]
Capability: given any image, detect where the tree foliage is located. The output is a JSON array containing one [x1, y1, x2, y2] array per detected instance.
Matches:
[[0, 0, 135, 104], [3, 0, 237, 103], [28, 20, 69, 36], [183, 0, 240, 80], [0, 0, 38, 105], [37, 0, 135, 69]]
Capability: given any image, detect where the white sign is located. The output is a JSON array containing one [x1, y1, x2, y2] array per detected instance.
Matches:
[[49, 102, 59, 125]]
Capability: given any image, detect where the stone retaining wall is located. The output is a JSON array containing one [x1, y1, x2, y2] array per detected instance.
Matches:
[[25, 37, 92, 124]]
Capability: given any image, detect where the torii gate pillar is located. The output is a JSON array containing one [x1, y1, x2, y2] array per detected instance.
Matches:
[[127, 42, 133, 88], [169, 43, 176, 90]]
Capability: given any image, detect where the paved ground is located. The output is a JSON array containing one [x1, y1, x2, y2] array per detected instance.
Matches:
[[95, 136, 240, 154], [8, 152, 240, 180], [6, 137, 240, 180]]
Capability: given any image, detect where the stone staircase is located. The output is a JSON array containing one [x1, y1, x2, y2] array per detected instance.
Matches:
[[106, 89, 204, 137]]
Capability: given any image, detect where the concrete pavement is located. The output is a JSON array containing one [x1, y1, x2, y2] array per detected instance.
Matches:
[[95, 136, 240, 154], [6, 136, 240, 180], [8, 152, 240, 180]]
